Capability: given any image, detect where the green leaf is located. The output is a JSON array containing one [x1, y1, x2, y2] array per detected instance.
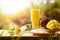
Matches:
[[0, 31, 4, 38], [59, 37, 60, 40], [16, 36, 21, 40], [8, 28, 15, 35], [25, 24, 32, 31], [57, 34, 60, 40], [0, 31, 4, 39], [9, 31, 15, 40], [48, 34, 52, 40], [39, 38, 44, 40], [11, 35, 15, 40]]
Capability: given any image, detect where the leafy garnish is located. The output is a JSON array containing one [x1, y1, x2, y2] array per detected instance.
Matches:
[[0, 31, 4, 37], [49, 34, 52, 40], [25, 24, 32, 31]]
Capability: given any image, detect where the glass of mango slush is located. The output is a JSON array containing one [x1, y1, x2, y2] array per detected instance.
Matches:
[[30, 0, 42, 29], [31, 8, 40, 29]]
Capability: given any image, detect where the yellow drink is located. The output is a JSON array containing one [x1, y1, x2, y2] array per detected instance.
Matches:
[[31, 9, 40, 29]]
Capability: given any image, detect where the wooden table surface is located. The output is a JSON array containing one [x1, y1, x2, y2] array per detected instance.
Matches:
[[0, 36, 59, 40]]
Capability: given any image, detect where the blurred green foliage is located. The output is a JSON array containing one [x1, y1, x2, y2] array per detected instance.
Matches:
[[45, 0, 60, 20]]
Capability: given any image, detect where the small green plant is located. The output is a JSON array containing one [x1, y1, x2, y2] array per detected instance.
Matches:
[[0, 31, 4, 36], [11, 35, 15, 40], [48, 34, 52, 40], [39, 38, 44, 40], [16, 36, 21, 40], [10, 34, 21, 40], [59, 37, 60, 40], [0, 31, 4, 38], [56, 34, 60, 40], [57, 34, 59, 40]]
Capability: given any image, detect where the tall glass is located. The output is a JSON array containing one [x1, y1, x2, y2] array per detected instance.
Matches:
[[31, 9, 40, 29], [30, 0, 48, 29], [30, 0, 41, 29]]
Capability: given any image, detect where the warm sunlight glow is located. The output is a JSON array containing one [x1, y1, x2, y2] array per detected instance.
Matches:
[[1, 0, 54, 16], [1, 0, 31, 16]]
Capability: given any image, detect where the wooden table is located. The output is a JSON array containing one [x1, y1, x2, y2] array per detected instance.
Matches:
[[0, 36, 59, 40]]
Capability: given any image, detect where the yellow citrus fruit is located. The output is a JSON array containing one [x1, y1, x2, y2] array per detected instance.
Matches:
[[14, 27, 20, 35]]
